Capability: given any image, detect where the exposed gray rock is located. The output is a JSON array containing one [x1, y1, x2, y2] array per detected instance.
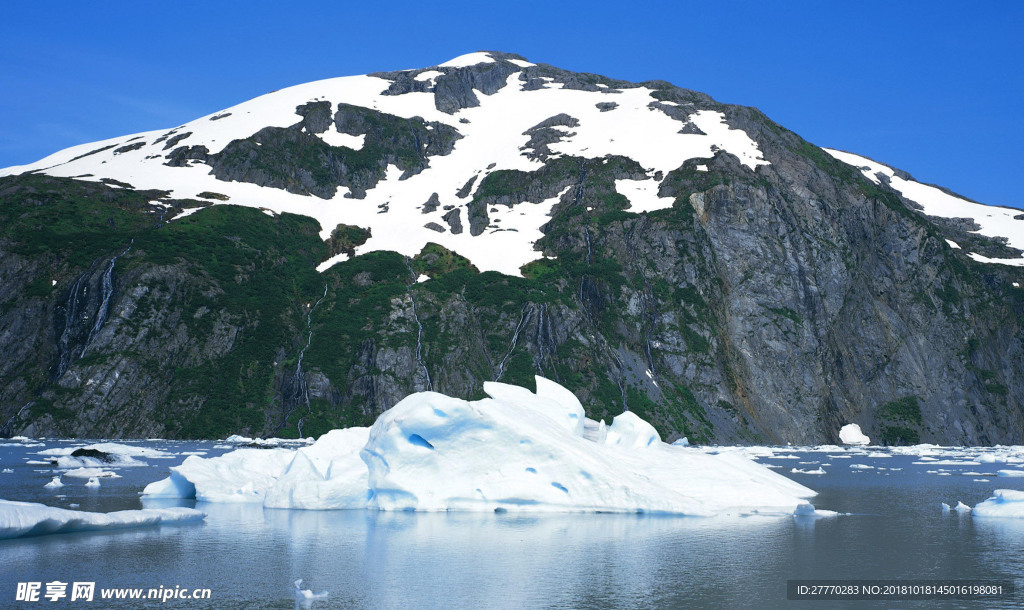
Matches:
[[442, 208, 463, 234], [422, 193, 440, 214]]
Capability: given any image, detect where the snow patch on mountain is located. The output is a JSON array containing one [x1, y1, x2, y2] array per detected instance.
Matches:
[[824, 148, 1024, 266], [438, 52, 497, 68]]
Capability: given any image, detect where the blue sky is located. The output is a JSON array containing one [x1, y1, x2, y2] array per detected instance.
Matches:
[[2, 1, 1021, 209]]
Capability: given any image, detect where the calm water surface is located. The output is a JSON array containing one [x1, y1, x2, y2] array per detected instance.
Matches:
[[2, 439, 1023, 609]]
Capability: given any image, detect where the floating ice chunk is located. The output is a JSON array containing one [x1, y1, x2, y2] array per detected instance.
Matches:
[[1, 468, 12, 474], [0, 499, 204, 539], [44, 476, 63, 489], [839, 424, 870, 445], [790, 467, 826, 475], [672, 437, 690, 447], [38, 442, 167, 469], [793, 503, 839, 518], [973, 489, 1024, 518], [997, 470, 1024, 477], [954, 501, 971, 513], [63, 467, 119, 479], [294, 579, 329, 607], [941, 502, 951, 513], [85, 477, 100, 488], [849, 464, 874, 470]]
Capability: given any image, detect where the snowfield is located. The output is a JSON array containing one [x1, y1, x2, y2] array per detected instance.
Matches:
[[143, 377, 815, 515]]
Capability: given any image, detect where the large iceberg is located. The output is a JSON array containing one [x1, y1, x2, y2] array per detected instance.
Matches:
[[0, 499, 204, 539], [144, 378, 815, 515], [973, 489, 1024, 518]]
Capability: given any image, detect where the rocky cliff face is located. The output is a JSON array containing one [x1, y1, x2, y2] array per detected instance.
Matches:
[[1, 52, 1022, 444]]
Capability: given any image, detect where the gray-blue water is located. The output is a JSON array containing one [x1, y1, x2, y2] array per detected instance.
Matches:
[[2, 440, 1024, 608]]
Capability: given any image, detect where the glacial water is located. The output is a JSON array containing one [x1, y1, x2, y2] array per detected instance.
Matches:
[[2, 439, 1024, 608]]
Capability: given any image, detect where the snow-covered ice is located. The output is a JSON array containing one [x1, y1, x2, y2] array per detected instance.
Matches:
[[44, 476, 63, 489], [839, 424, 870, 445], [144, 377, 815, 515], [0, 499, 204, 539]]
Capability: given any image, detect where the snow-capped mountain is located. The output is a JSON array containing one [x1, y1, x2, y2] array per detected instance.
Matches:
[[1, 52, 1022, 444], [4, 51, 1020, 274]]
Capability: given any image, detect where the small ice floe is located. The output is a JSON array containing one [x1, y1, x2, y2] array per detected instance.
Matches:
[[849, 464, 874, 470], [839, 424, 870, 445], [0, 499, 204, 539], [974, 479, 991, 483], [941, 502, 951, 513], [866, 452, 891, 458], [793, 503, 839, 518], [954, 501, 971, 514], [44, 476, 64, 489], [791, 467, 826, 475], [85, 477, 101, 488], [1, 468, 13, 474], [64, 467, 119, 479], [973, 489, 1024, 518], [293, 579, 329, 608], [997, 470, 1024, 477]]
